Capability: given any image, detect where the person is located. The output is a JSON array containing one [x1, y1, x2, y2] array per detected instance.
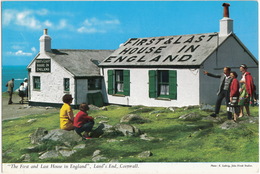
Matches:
[[60, 94, 74, 130], [73, 103, 94, 139], [6, 78, 14, 104], [228, 71, 240, 121], [238, 64, 255, 117], [203, 67, 233, 120], [23, 78, 28, 99], [18, 83, 26, 104]]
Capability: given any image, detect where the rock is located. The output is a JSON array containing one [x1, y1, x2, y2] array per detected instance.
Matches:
[[100, 107, 108, 111], [39, 150, 59, 160], [24, 146, 38, 152], [179, 113, 201, 121], [41, 129, 82, 145], [202, 116, 223, 123], [27, 119, 37, 123], [20, 154, 31, 162], [167, 107, 175, 112], [92, 150, 107, 162], [73, 144, 86, 150], [59, 150, 77, 157], [30, 127, 48, 144], [138, 151, 153, 158], [89, 105, 100, 110], [140, 133, 155, 141], [92, 155, 107, 162], [107, 139, 119, 143], [200, 104, 215, 112], [239, 116, 259, 124], [220, 120, 241, 130], [95, 116, 109, 119], [120, 114, 149, 124], [55, 146, 70, 151], [91, 123, 114, 138], [114, 124, 142, 137], [93, 150, 101, 157]]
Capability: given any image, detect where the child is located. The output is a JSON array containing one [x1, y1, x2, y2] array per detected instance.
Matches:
[[74, 103, 94, 139]]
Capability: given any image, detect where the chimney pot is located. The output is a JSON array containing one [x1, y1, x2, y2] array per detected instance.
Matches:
[[222, 3, 230, 18], [44, 28, 48, 35]]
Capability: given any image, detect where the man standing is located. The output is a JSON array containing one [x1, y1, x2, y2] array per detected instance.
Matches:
[[204, 67, 233, 120], [6, 78, 14, 104]]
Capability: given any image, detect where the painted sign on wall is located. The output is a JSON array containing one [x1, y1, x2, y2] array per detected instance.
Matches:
[[101, 33, 220, 66], [36, 59, 51, 72]]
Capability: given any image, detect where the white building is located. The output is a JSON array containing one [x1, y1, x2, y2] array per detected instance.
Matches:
[[99, 3, 258, 107], [27, 29, 113, 108]]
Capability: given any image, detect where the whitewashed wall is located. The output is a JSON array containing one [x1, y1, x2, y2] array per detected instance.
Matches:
[[29, 56, 75, 105], [200, 35, 259, 105], [102, 68, 200, 107]]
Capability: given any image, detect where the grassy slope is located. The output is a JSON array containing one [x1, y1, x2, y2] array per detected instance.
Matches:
[[2, 105, 259, 163]]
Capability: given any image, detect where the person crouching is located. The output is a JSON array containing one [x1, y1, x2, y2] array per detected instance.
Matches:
[[74, 103, 94, 139]]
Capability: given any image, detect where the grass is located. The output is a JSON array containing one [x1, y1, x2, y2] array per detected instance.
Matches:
[[2, 104, 259, 163]]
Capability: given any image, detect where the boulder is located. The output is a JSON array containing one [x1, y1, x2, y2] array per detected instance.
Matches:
[[114, 124, 142, 137], [30, 127, 48, 144], [41, 129, 82, 145], [120, 114, 149, 124]]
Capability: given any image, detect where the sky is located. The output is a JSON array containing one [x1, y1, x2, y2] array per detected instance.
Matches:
[[1, 1, 258, 66]]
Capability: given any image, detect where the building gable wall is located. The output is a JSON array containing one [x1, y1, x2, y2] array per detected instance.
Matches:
[[28, 57, 75, 105]]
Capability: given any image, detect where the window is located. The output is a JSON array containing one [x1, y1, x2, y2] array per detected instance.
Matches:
[[115, 70, 124, 93], [64, 78, 70, 92], [149, 70, 177, 99], [107, 70, 130, 96], [158, 70, 170, 97], [33, 76, 41, 90], [88, 78, 102, 90]]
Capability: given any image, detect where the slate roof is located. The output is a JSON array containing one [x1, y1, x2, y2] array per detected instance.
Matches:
[[46, 49, 114, 77], [99, 32, 229, 67]]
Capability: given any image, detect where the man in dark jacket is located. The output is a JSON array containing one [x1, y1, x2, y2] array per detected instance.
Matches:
[[6, 78, 14, 104], [204, 67, 232, 120]]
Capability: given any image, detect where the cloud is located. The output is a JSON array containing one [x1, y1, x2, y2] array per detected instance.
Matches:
[[7, 50, 33, 56], [3, 9, 69, 30], [31, 47, 37, 53], [77, 17, 121, 34]]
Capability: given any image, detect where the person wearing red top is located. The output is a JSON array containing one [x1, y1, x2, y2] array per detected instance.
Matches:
[[229, 71, 240, 121], [238, 64, 256, 117], [74, 103, 94, 139]]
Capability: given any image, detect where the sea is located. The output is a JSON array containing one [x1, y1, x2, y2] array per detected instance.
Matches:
[[2, 65, 28, 92]]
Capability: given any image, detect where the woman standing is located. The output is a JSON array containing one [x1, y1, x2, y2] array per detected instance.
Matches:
[[238, 64, 255, 117], [60, 94, 74, 130], [18, 83, 26, 104], [229, 71, 240, 121]]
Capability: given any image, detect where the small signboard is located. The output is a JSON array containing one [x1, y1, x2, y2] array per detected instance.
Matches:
[[36, 59, 51, 72]]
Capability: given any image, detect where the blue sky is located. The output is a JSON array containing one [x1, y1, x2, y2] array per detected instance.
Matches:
[[2, 1, 258, 66]]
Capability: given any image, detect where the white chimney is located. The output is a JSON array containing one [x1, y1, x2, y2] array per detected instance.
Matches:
[[219, 3, 233, 37], [39, 29, 52, 53]]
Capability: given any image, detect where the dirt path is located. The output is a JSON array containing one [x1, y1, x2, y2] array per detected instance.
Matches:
[[2, 93, 59, 121]]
